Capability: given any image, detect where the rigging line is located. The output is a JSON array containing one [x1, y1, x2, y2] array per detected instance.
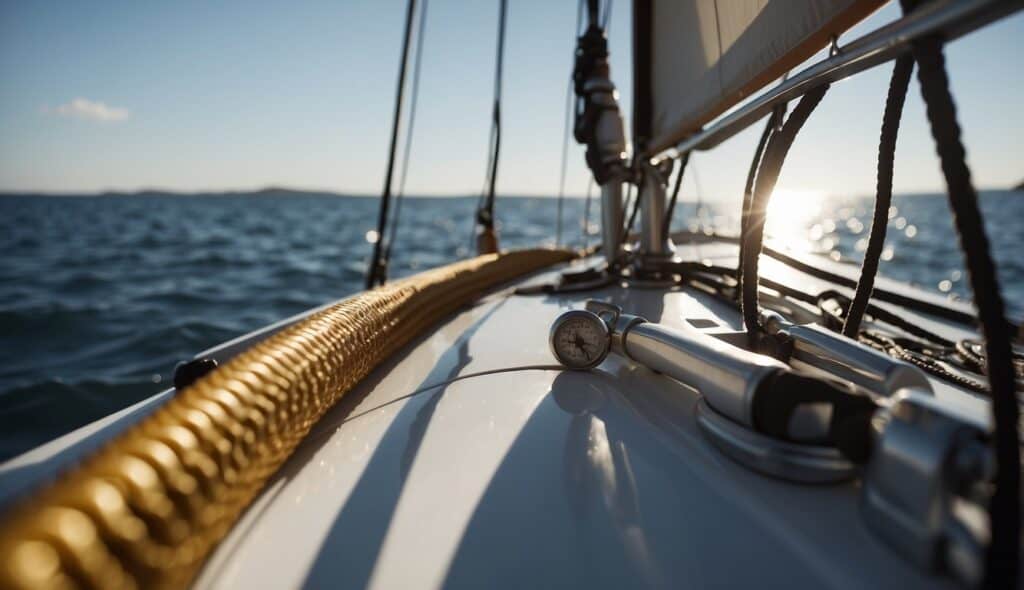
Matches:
[[691, 158, 704, 227], [475, 0, 508, 253], [621, 168, 642, 243], [554, 0, 589, 249], [383, 0, 430, 271], [662, 152, 689, 237], [619, 182, 636, 242], [740, 84, 829, 349], [582, 177, 595, 249], [909, 32, 1019, 589], [556, 76, 571, 248], [842, 55, 913, 338], [366, 0, 418, 289]]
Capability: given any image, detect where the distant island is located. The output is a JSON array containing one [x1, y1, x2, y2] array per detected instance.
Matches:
[[0, 187, 374, 199], [1015, 180, 1024, 191], [0, 187, 559, 199]]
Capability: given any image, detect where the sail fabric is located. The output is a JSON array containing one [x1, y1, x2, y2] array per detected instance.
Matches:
[[643, 0, 883, 153]]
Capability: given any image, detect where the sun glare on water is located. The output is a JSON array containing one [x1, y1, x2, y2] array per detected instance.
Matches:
[[763, 188, 827, 253]]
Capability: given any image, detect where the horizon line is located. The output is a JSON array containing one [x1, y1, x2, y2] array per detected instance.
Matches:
[[1, 183, 1020, 199]]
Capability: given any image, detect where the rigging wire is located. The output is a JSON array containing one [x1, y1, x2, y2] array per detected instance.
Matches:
[[691, 158, 705, 228], [581, 177, 595, 249], [556, 0, 586, 247], [842, 55, 912, 338], [382, 0, 429, 272], [662, 152, 690, 237], [601, 0, 614, 33], [556, 76, 572, 247], [474, 0, 508, 254], [366, 0, 418, 289]]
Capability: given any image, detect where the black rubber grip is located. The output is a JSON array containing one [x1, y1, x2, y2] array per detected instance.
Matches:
[[751, 371, 877, 463]]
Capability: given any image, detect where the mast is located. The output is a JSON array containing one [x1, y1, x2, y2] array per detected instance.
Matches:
[[573, 0, 629, 267]]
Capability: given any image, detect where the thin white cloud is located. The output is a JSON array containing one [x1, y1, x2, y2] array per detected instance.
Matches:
[[47, 98, 130, 122]]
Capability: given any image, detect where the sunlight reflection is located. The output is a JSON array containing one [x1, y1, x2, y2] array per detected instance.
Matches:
[[764, 188, 826, 253]]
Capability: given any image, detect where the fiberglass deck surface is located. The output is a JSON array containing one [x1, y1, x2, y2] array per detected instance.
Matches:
[[192, 253, 971, 589]]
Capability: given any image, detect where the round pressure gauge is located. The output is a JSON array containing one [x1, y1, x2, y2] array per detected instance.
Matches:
[[549, 309, 611, 370]]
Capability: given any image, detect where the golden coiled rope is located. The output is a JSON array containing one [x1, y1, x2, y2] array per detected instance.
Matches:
[[0, 248, 573, 589]]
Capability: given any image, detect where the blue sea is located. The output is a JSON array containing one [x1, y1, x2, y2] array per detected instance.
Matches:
[[1, 190, 1022, 459]]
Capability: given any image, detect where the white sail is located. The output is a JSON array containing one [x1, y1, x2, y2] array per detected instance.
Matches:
[[640, 0, 884, 153]]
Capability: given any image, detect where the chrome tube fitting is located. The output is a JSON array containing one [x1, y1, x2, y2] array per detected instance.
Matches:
[[622, 321, 787, 427], [760, 310, 932, 397], [600, 180, 624, 266], [638, 161, 673, 259]]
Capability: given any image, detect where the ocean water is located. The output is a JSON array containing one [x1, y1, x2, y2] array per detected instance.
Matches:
[[1, 190, 1022, 459]]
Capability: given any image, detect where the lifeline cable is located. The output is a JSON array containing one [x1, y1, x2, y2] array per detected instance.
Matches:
[[740, 85, 829, 348]]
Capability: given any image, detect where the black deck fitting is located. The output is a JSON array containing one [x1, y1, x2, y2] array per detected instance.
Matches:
[[173, 357, 219, 391]]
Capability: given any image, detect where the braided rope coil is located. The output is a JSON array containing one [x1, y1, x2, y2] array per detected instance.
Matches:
[[0, 248, 573, 589]]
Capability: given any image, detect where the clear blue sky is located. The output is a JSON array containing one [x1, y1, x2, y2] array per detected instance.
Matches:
[[1, 1, 1021, 200]]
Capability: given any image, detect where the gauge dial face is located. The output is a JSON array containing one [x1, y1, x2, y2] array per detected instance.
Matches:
[[550, 310, 610, 370]]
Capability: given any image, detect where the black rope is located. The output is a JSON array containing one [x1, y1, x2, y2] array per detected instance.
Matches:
[[737, 112, 777, 291], [474, 0, 508, 252], [859, 330, 991, 394], [740, 85, 829, 348], [909, 34, 1019, 588], [366, 0, 417, 289], [382, 0, 429, 274], [662, 152, 689, 237], [843, 56, 913, 338], [675, 228, 1000, 328]]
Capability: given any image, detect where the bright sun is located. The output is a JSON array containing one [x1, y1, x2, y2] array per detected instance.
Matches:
[[763, 188, 826, 252]]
